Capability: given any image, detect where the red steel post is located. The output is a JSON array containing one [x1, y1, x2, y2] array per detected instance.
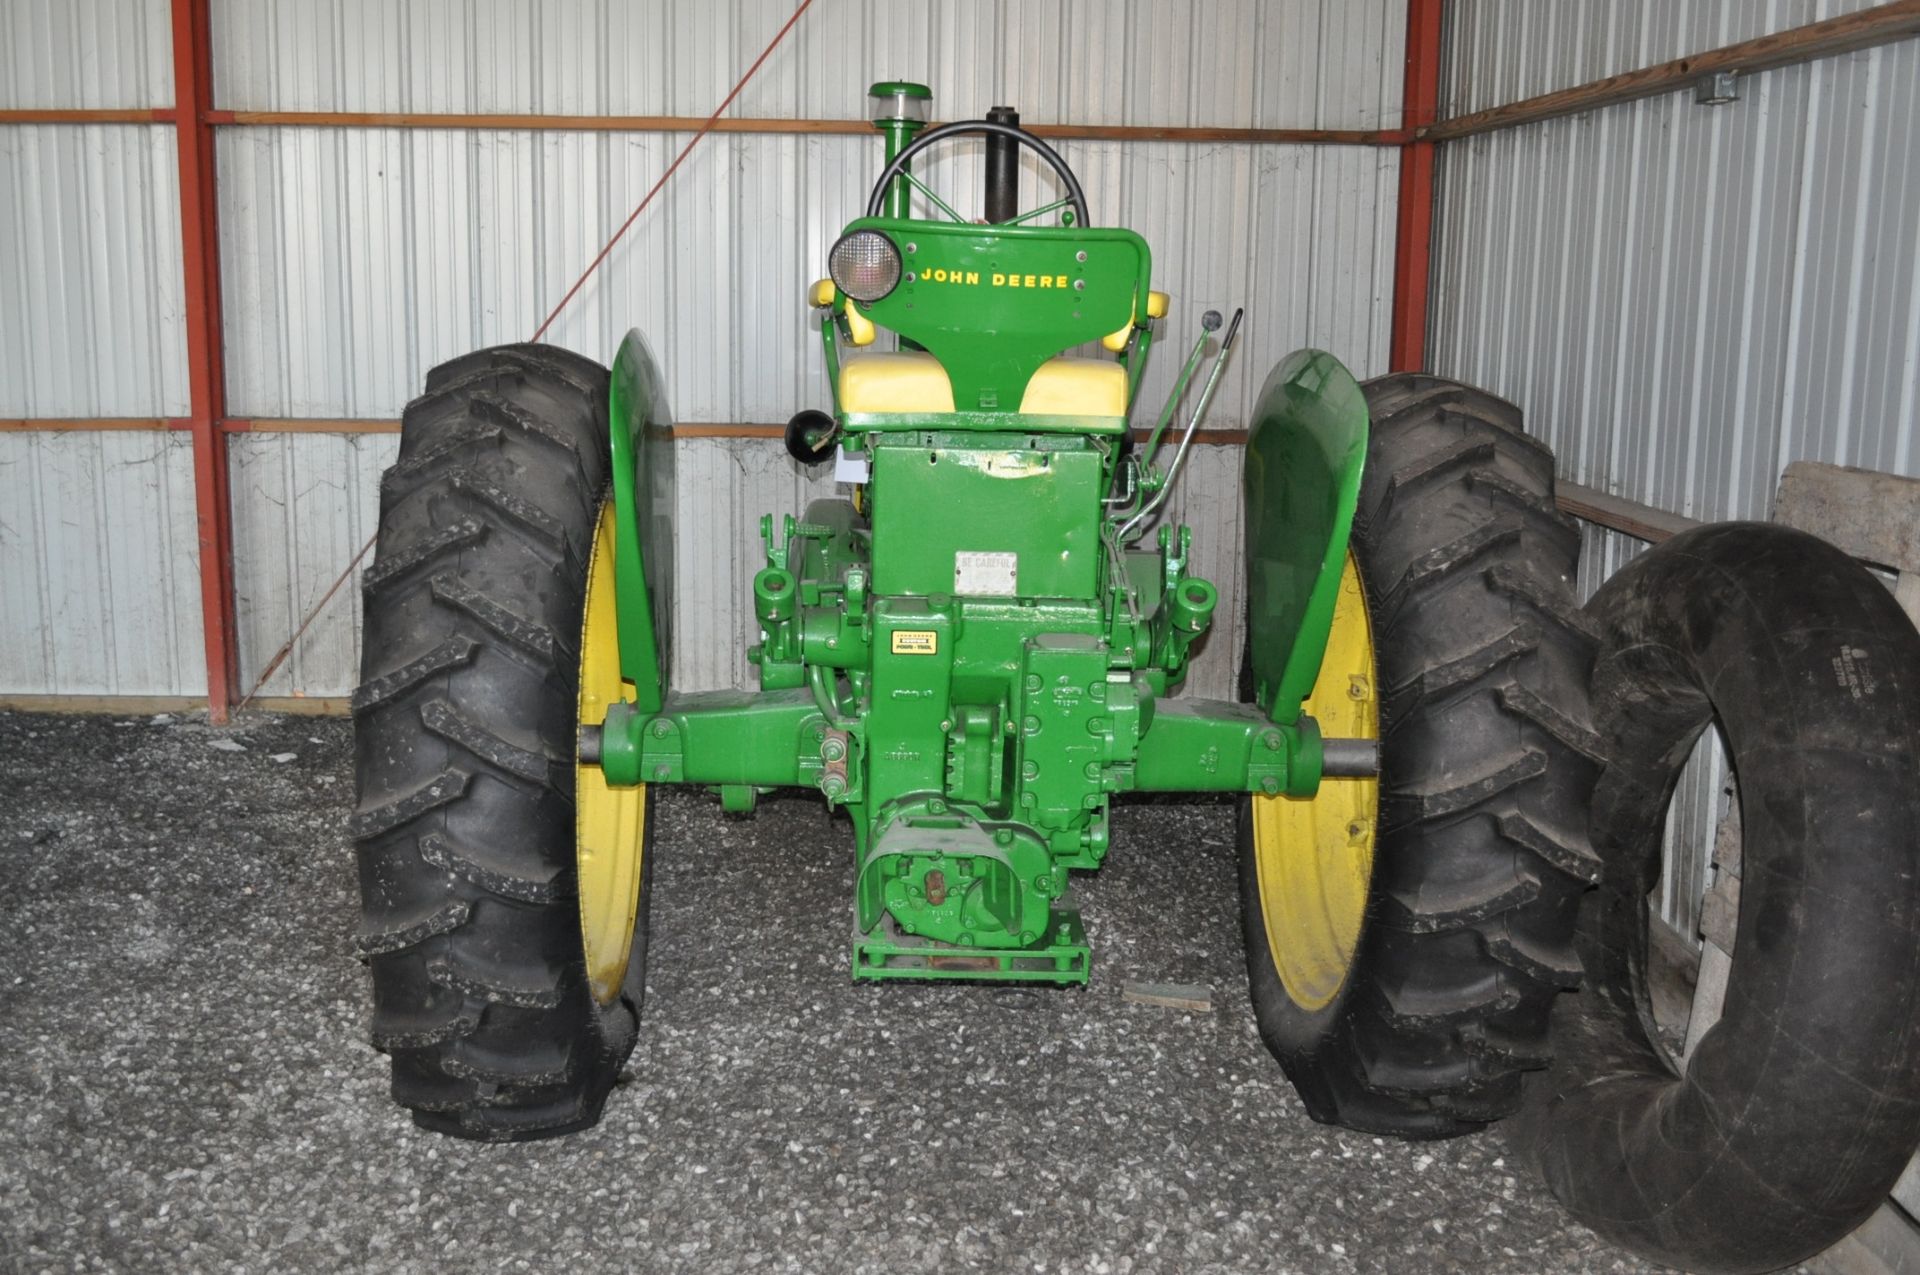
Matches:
[[1389, 0, 1445, 373], [170, 0, 239, 721]]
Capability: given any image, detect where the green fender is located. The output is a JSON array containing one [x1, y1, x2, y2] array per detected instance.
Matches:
[[609, 329, 676, 713], [1242, 349, 1369, 726]]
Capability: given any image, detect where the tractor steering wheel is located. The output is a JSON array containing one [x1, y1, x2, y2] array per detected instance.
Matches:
[[864, 120, 1090, 228]]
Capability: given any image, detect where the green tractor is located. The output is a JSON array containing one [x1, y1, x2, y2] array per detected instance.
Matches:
[[352, 75, 1920, 1275], [350, 80, 1596, 1144]]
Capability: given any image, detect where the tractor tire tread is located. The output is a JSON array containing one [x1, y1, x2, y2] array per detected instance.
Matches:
[[417, 831, 571, 904], [360, 517, 489, 595], [350, 638, 481, 715], [1241, 373, 1599, 1140], [353, 343, 644, 1143], [418, 697, 559, 786]]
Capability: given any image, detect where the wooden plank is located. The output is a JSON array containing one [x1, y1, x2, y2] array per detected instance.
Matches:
[[224, 417, 401, 434], [203, 420, 1255, 444], [0, 417, 172, 432], [210, 110, 869, 134], [243, 695, 351, 716], [203, 109, 1401, 147], [0, 695, 205, 715], [1555, 482, 1700, 544], [1774, 460, 1920, 575], [0, 693, 350, 717], [670, 423, 785, 440], [1895, 1156, 1920, 1222], [1424, 1, 1920, 141], [1811, 1203, 1920, 1275], [0, 108, 174, 125], [1122, 981, 1213, 1013], [1027, 123, 1400, 146]]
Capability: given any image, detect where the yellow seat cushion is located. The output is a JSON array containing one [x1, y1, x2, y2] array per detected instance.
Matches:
[[838, 352, 1127, 417], [1019, 357, 1128, 416], [839, 352, 956, 413]]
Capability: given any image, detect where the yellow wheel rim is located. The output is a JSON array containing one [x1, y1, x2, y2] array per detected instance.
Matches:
[[1250, 551, 1380, 1012], [577, 501, 647, 1006]]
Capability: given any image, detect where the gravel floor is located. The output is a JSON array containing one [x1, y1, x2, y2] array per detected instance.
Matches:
[[0, 708, 1677, 1275]]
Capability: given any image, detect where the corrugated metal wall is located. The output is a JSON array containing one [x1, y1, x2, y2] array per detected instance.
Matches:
[[0, 0, 205, 696], [1430, 0, 1920, 934], [205, 0, 1408, 700], [5, 0, 1403, 702]]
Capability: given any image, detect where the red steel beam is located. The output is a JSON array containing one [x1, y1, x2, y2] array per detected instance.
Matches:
[[1389, 0, 1445, 373], [171, 0, 238, 722]]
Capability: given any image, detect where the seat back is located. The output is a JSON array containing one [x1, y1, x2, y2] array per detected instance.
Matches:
[[844, 217, 1151, 415]]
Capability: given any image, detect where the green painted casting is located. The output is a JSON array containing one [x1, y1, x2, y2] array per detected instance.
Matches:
[[585, 83, 1366, 985]]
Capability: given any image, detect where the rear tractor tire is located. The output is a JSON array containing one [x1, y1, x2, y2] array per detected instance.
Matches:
[[1240, 374, 1603, 1138], [350, 343, 653, 1141]]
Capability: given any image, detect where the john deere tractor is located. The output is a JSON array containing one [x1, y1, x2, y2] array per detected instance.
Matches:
[[347, 70, 1920, 1275], [350, 81, 1595, 1142]]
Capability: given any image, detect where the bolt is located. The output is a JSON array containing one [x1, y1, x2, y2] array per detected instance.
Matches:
[[821, 773, 847, 800], [1075, 250, 1087, 262], [927, 798, 946, 815], [1023, 715, 1041, 735], [821, 734, 847, 762], [652, 719, 672, 738], [1073, 279, 1085, 291], [939, 718, 952, 732], [995, 829, 1014, 846], [654, 764, 671, 781], [1023, 761, 1039, 780], [1263, 731, 1282, 752], [1348, 675, 1370, 701], [1260, 776, 1281, 796]]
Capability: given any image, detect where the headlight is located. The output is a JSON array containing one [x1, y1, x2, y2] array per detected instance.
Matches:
[[828, 231, 903, 304]]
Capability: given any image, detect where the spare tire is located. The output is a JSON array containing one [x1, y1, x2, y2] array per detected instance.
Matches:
[[1512, 523, 1920, 1274]]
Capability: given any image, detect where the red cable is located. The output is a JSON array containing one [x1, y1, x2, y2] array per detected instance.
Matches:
[[529, 0, 815, 342]]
